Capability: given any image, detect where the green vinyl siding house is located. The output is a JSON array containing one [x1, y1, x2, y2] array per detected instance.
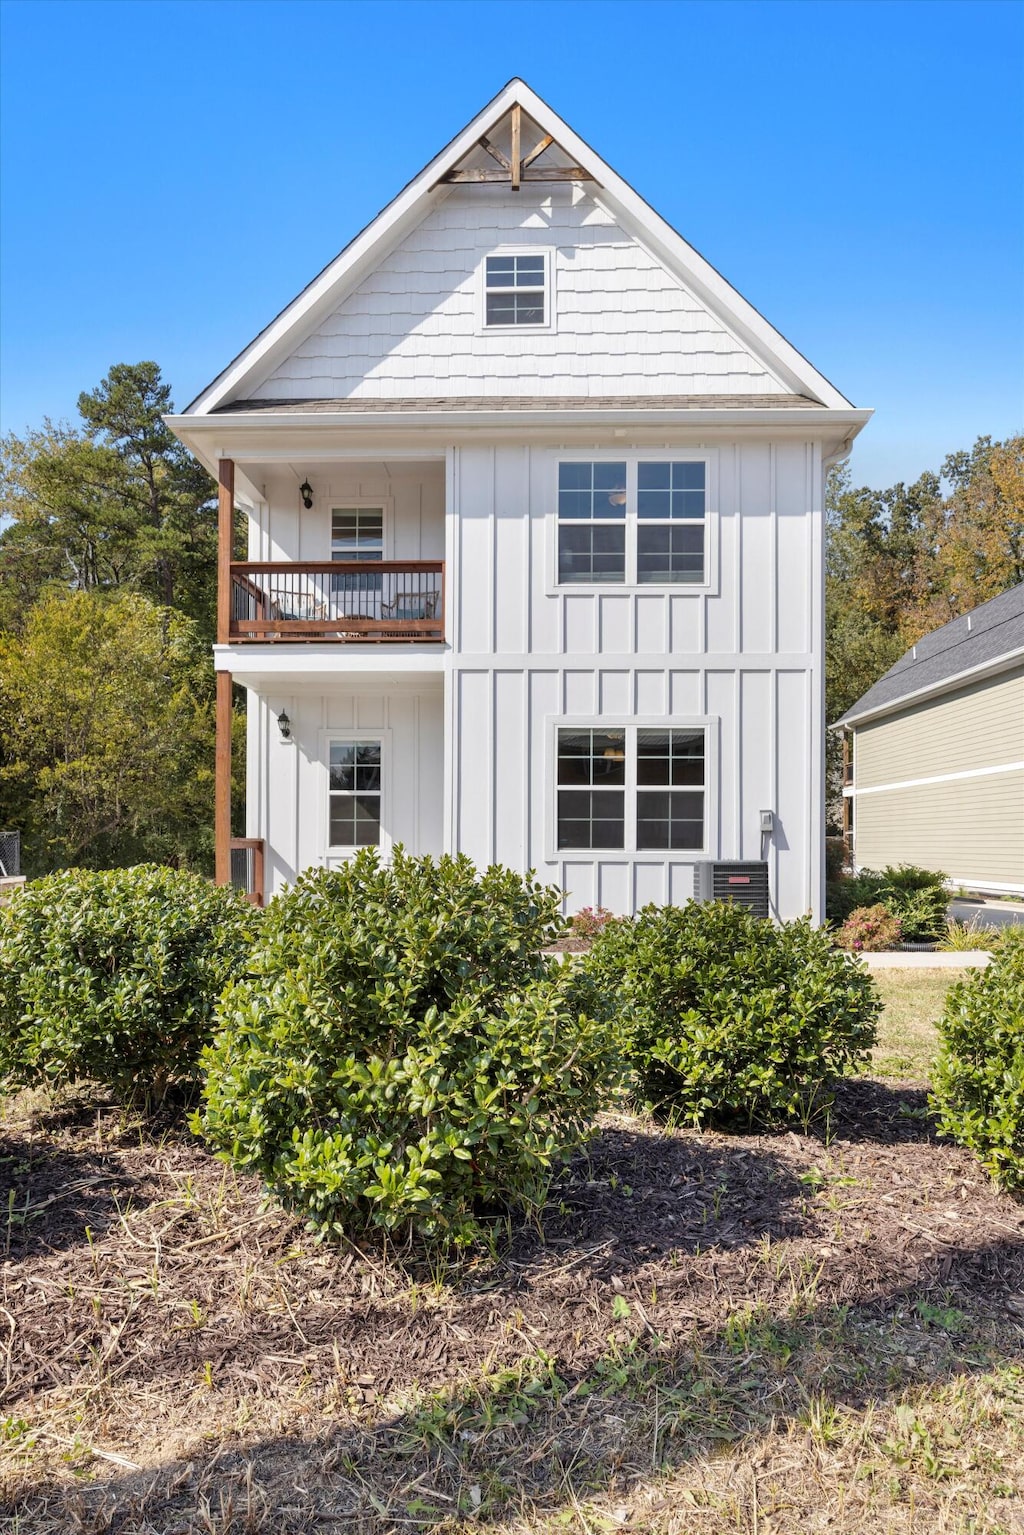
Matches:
[[834, 582, 1024, 895]]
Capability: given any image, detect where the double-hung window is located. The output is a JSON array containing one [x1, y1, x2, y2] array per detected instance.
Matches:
[[556, 459, 707, 586], [484, 253, 547, 326], [556, 726, 706, 852], [328, 739, 382, 848], [557, 462, 627, 584], [636, 462, 706, 583]]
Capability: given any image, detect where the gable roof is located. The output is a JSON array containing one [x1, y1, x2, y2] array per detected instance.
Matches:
[[835, 581, 1024, 728], [184, 79, 857, 416], [209, 392, 821, 416]]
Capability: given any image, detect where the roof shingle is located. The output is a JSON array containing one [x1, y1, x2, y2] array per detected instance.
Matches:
[[212, 393, 821, 415], [835, 581, 1024, 726]]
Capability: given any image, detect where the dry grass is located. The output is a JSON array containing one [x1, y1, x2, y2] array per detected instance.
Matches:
[[2, 969, 1022, 1534], [870, 969, 957, 1082]]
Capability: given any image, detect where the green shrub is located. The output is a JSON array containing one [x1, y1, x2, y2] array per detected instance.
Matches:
[[826, 863, 948, 940], [931, 934, 1024, 1188], [0, 866, 258, 1106], [833, 903, 902, 952], [196, 849, 622, 1247], [824, 836, 850, 884], [580, 900, 880, 1127], [826, 869, 888, 924], [878, 866, 949, 941]]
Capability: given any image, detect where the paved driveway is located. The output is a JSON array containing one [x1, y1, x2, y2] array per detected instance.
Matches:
[[949, 898, 1024, 929]]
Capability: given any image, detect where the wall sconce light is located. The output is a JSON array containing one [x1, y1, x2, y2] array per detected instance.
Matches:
[[277, 710, 292, 741], [299, 479, 314, 509]]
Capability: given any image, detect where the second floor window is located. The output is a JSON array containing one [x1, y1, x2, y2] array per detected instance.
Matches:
[[485, 253, 546, 326], [557, 460, 707, 586]]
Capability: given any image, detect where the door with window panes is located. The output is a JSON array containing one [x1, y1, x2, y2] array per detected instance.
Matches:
[[330, 506, 384, 622]]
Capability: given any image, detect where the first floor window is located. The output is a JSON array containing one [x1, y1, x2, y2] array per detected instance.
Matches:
[[556, 726, 706, 851], [328, 739, 381, 846], [556, 728, 627, 848]]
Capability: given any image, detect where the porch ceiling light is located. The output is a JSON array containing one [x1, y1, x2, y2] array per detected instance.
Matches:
[[299, 479, 314, 509], [277, 710, 292, 741]]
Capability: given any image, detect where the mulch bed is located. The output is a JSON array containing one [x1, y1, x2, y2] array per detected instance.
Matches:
[[2, 1082, 1023, 1533]]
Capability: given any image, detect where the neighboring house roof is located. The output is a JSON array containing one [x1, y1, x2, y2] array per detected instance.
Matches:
[[835, 581, 1024, 728], [211, 393, 823, 415], [181, 78, 857, 416]]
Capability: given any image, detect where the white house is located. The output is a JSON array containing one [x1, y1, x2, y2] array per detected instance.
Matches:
[[167, 79, 870, 920]]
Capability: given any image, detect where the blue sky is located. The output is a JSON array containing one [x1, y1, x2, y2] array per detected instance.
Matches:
[[1, 0, 1021, 488]]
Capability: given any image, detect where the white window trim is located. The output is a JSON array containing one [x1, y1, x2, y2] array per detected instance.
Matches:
[[329, 497, 395, 561], [478, 246, 554, 334], [319, 727, 393, 865], [548, 448, 718, 594], [545, 715, 719, 863]]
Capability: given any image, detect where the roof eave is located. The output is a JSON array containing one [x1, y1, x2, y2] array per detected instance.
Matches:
[[166, 406, 871, 476], [168, 404, 871, 431], [832, 645, 1024, 730]]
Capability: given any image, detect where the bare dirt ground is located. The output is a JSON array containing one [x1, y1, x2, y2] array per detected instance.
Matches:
[[2, 1069, 1022, 1535]]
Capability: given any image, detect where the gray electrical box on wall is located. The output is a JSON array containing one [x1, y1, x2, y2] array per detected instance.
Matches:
[[695, 861, 770, 919]]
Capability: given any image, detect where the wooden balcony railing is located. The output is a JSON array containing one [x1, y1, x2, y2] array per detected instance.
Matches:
[[229, 560, 444, 642], [230, 837, 265, 906]]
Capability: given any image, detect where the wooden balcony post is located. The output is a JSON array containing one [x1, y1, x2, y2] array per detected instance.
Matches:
[[215, 670, 232, 886], [215, 459, 235, 887], [217, 458, 234, 645], [253, 836, 265, 907]]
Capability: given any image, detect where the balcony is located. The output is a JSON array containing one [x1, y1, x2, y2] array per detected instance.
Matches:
[[229, 560, 444, 643], [230, 837, 265, 906]]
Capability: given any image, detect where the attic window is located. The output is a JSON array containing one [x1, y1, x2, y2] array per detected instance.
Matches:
[[485, 253, 546, 326]]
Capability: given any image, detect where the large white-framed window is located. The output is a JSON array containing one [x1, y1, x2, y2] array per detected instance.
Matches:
[[554, 453, 713, 589], [322, 730, 391, 855], [550, 719, 713, 856], [481, 249, 552, 329]]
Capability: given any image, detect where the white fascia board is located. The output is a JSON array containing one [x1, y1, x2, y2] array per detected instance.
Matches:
[[836, 647, 1024, 729], [167, 407, 871, 461], [184, 79, 856, 417], [214, 644, 446, 685]]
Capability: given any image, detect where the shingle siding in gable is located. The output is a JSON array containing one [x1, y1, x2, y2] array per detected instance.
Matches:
[[250, 187, 788, 401]]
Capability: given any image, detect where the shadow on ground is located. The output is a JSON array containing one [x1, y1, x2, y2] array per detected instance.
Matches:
[[0, 1135, 156, 1261], [3, 1079, 1022, 1533], [8, 1233, 1023, 1533]]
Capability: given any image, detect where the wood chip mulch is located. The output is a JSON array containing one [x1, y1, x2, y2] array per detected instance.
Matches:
[[1, 1080, 1022, 1533]]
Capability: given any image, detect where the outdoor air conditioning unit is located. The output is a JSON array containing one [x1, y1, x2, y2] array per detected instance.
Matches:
[[694, 860, 770, 920]]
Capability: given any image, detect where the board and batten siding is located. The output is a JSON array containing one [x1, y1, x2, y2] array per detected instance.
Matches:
[[851, 667, 1024, 890], [250, 186, 790, 401], [247, 683, 444, 896], [445, 439, 823, 920], [246, 463, 445, 563]]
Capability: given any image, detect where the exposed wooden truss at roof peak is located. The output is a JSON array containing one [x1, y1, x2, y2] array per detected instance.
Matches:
[[435, 102, 597, 191]]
